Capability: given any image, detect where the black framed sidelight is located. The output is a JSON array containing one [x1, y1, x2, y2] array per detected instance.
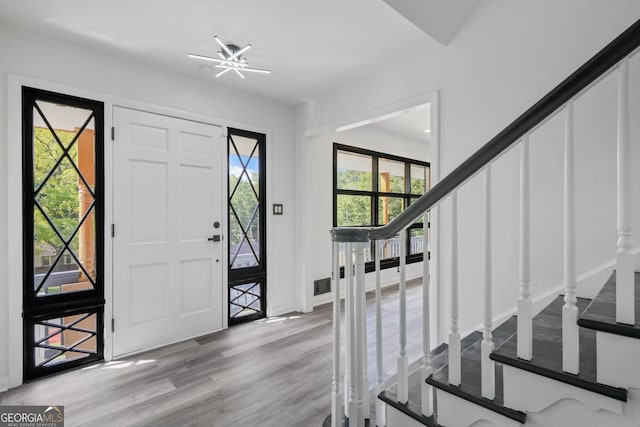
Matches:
[[22, 87, 105, 380], [227, 128, 267, 325]]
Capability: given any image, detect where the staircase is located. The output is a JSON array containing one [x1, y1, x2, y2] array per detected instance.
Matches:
[[328, 18, 640, 427]]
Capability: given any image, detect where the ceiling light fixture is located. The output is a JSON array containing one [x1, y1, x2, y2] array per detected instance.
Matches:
[[188, 35, 271, 79]]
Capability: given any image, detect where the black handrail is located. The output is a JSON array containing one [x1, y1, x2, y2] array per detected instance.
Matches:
[[331, 18, 640, 242]]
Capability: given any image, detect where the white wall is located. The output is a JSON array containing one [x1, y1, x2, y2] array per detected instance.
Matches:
[[0, 23, 298, 389], [304, 0, 640, 340], [308, 124, 431, 305]]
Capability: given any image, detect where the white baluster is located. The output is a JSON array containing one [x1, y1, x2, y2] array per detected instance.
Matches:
[[353, 242, 366, 426], [397, 230, 409, 403], [481, 167, 495, 399], [331, 242, 343, 427], [616, 58, 635, 325], [375, 240, 386, 426], [421, 213, 434, 416], [449, 191, 461, 386], [361, 254, 370, 421], [345, 243, 354, 417], [518, 136, 533, 361], [563, 102, 579, 375]]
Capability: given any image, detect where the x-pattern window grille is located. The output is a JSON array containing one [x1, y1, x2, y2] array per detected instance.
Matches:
[[34, 312, 98, 368], [229, 134, 261, 269], [229, 282, 262, 319], [32, 102, 96, 296]]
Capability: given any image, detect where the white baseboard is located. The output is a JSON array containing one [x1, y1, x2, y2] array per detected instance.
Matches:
[[268, 303, 301, 317], [312, 271, 422, 308]]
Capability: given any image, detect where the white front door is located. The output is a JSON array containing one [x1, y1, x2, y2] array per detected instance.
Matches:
[[112, 107, 224, 356]]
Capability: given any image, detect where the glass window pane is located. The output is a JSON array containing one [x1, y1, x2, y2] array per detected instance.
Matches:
[[378, 196, 404, 225], [229, 134, 261, 270], [337, 151, 372, 191], [379, 158, 405, 193], [230, 282, 262, 319], [339, 241, 373, 267], [410, 164, 429, 195], [336, 195, 371, 226], [379, 236, 401, 260], [34, 312, 97, 368], [409, 228, 425, 255], [32, 102, 96, 298]]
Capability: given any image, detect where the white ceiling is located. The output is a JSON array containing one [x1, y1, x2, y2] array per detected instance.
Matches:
[[0, 0, 477, 105], [369, 105, 431, 143]]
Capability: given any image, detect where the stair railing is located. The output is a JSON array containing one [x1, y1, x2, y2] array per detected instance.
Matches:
[[329, 19, 640, 427]]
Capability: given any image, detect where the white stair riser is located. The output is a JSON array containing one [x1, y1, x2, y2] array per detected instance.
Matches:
[[597, 331, 640, 389], [435, 389, 521, 427], [502, 365, 623, 414]]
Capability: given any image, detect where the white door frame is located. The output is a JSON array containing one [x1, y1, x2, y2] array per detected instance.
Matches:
[[301, 91, 441, 346], [6, 73, 273, 388]]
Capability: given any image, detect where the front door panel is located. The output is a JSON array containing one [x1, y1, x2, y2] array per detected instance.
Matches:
[[113, 108, 223, 356]]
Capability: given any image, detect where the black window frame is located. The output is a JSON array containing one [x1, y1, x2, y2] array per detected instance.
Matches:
[[333, 143, 430, 277], [22, 87, 105, 380]]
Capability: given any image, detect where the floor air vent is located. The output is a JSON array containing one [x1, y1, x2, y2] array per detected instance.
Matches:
[[314, 277, 331, 296]]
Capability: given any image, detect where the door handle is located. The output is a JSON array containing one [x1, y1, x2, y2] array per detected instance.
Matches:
[[208, 235, 222, 242]]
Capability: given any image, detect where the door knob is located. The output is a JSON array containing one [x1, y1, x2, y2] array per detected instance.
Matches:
[[208, 235, 222, 242]]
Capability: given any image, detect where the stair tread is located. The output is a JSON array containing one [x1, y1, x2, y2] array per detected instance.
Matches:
[[426, 316, 526, 424], [578, 272, 640, 338], [379, 390, 442, 427], [379, 331, 484, 425], [491, 296, 627, 402]]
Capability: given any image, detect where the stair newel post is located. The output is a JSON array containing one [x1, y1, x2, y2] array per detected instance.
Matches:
[[353, 241, 367, 426], [375, 240, 386, 426], [449, 190, 461, 386], [398, 229, 409, 403], [562, 101, 579, 375], [616, 57, 634, 325], [421, 212, 434, 416], [481, 166, 495, 400], [331, 242, 343, 427], [518, 136, 533, 361]]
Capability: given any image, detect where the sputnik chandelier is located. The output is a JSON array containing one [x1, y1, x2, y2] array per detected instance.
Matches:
[[188, 35, 271, 79]]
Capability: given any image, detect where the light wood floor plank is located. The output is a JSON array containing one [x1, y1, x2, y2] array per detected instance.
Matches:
[[0, 279, 426, 426]]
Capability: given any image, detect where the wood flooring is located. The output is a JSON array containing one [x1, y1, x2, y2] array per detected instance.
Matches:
[[0, 279, 427, 427]]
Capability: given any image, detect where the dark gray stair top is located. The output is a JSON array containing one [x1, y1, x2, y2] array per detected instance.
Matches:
[[378, 331, 483, 426], [426, 316, 526, 424], [491, 296, 627, 402], [578, 272, 640, 339]]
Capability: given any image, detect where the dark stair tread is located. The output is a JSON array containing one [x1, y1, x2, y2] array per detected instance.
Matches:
[[379, 331, 484, 425], [491, 296, 627, 402], [426, 316, 525, 424], [578, 272, 640, 339], [379, 390, 441, 427]]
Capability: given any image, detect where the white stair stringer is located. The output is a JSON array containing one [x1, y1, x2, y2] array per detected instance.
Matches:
[[597, 331, 640, 389], [435, 389, 521, 427], [521, 388, 640, 427], [502, 365, 623, 415]]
